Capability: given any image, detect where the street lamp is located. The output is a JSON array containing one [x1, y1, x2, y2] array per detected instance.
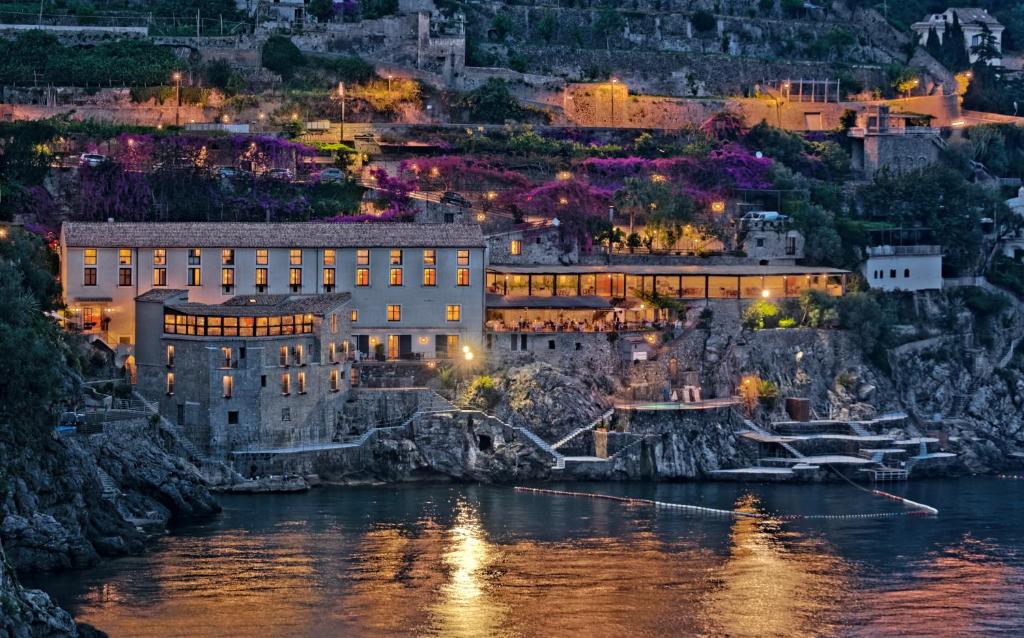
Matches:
[[387, 74, 393, 97], [711, 201, 726, 213], [172, 72, 182, 127]]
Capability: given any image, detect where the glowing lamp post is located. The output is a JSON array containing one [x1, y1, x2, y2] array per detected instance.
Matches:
[[172, 72, 182, 127], [711, 201, 726, 213]]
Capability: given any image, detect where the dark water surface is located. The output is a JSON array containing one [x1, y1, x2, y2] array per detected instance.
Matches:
[[30, 478, 1024, 637]]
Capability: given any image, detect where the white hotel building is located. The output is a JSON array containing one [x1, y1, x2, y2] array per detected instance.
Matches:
[[60, 222, 486, 360]]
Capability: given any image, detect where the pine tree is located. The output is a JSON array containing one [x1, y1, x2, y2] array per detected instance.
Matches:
[[941, 11, 971, 71], [925, 26, 942, 60]]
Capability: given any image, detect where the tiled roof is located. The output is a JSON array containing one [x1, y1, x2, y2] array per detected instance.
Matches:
[[136, 288, 187, 302], [62, 222, 486, 249], [167, 292, 351, 317], [948, 8, 1001, 25]]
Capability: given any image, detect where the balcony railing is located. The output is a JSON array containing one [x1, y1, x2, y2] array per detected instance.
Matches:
[[866, 244, 942, 257]]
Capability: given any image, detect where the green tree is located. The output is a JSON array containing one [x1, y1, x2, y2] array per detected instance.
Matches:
[[361, 0, 398, 19], [0, 230, 69, 428], [940, 11, 971, 71], [925, 26, 942, 60], [459, 78, 527, 123], [970, 23, 1001, 66], [308, 0, 335, 22], [262, 35, 305, 79], [491, 11, 514, 41], [536, 11, 557, 43], [592, 3, 624, 51]]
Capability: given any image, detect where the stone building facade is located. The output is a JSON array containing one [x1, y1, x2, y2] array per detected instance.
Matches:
[[134, 290, 354, 459], [848, 105, 943, 177], [60, 222, 486, 357]]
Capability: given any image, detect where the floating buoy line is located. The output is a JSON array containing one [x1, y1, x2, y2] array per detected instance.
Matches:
[[513, 485, 938, 520], [998, 474, 1024, 480]]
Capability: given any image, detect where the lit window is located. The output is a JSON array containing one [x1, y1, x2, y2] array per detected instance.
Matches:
[[510, 240, 522, 256], [324, 249, 336, 266], [323, 268, 335, 288], [457, 250, 469, 266], [387, 305, 401, 321], [329, 342, 337, 363], [83, 268, 97, 286], [256, 249, 268, 265], [221, 268, 234, 286], [221, 347, 232, 368], [119, 267, 132, 286], [166, 345, 175, 366], [330, 313, 338, 334], [457, 268, 470, 286], [222, 249, 234, 265], [423, 267, 436, 286], [84, 248, 97, 265], [281, 373, 291, 395], [330, 368, 340, 391], [153, 268, 167, 286], [356, 249, 369, 265], [297, 372, 307, 394], [350, 309, 358, 322], [290, 268, 303, 286], [222, 375, 233, 398], [290, 249, 302, 265], [279, 345, 289, 366], [390, 249, 403, 265], [188, 267, 201, 286], [446, 304, 461, 321], [153, 249, 166, 265], [294, 345, 304, 365], [423, 249, 436, 265], [166, 372, 174, 395], [356, 268, 369, 286], [119, 249, 132, 265], [390, 268, 403, 286], [255, 268, 268, 287], [188, 248, 201, 265]]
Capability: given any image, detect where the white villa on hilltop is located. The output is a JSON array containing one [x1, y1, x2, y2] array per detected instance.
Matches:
[[912, 8, 1004, 66]]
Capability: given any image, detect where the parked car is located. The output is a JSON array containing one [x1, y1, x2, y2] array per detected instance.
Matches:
[[317, 167, 345, 183], [440, 191, 472, 208], [214, 165, 240, 178], [56, 411, 85, 431], [266, 168, 294, 181], [79, 153, 109, 167], [740, 211, 788, 223]]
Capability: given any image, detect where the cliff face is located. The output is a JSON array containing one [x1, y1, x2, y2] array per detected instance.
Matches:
[[0, 537, 82, 638], [0, 420, 219, 574]]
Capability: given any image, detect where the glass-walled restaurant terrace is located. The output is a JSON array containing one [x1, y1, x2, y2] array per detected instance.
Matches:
[[485, 265, 847, 333], [486, 265, 847, 300]]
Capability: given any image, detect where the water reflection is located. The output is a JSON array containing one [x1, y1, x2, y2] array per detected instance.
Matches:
[[28, 481, 1024, 638], [702, 495, 852, 637], [425, 500, 510, 638]]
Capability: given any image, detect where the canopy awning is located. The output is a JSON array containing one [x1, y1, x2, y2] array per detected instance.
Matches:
[[486, 294, 613, 310]]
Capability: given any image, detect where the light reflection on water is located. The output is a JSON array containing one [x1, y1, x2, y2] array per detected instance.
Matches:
[[28, 479, 1024, 638]]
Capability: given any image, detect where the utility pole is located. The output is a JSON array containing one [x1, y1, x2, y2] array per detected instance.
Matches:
[[173, 72, 182, 127], [196, 9, 200, 37]]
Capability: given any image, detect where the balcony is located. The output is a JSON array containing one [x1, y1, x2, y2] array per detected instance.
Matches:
[[866, 244, 942, 257]]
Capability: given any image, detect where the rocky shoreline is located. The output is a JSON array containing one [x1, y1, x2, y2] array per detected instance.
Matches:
[[0, 419, 218, 638]]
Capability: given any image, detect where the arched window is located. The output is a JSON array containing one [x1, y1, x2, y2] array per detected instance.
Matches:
[[904, 268, 910, 277]]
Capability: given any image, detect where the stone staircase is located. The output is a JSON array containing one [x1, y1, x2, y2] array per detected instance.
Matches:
[[551, 409, 615, 450], [94, 467, 120, 501]]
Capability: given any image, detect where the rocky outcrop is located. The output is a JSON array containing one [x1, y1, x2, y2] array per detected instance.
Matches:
[[468, 362, 615, 441], [0, 420, 218, 574]]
